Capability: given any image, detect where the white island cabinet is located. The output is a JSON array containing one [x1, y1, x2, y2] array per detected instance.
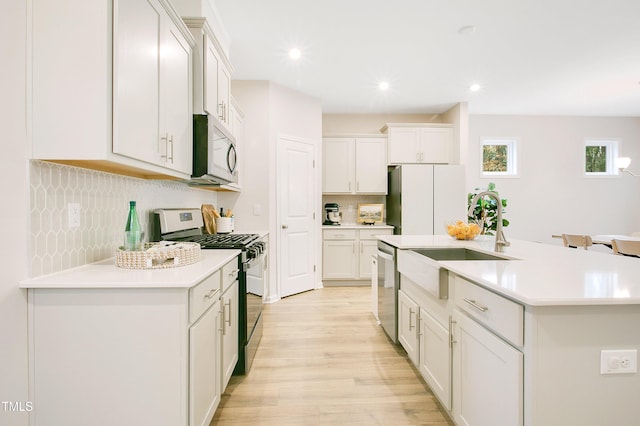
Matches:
[[21, 250, 240, 426], [31, 0, 195, 180], [382, 234, 640, 426]]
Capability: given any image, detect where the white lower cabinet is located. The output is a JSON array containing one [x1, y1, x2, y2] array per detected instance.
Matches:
[[451, 310, 523, 426], [419, 307, 451, 410], [323, 227, 393, 282], [26, 256, 239, 426], [398, 289, 420, 365], [220, 280, 239, 390], [398, 268, 523, 424], [189, 298, 221, 426]]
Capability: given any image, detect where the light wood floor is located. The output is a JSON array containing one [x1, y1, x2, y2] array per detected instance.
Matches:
[[211, 286, 454, 425]]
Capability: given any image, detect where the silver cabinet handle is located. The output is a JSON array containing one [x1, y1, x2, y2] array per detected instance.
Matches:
[[167, 134, 174, 163], [409, 308, 415, 331], [225, 299, 232, 328], [204, 289, 217, 299], [228, 269, 240, 277], [463, 298, 489, 312], [450, 317, 457, 347], [220, 301, 226, 334], [160, 133, 168, 158], [282, 224, 288, 229]]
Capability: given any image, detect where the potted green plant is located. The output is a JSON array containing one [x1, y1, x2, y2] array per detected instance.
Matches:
[[467, 182, 509, 236]]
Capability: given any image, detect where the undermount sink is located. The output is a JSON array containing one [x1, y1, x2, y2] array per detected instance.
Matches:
[[413, 248, 513, 262]]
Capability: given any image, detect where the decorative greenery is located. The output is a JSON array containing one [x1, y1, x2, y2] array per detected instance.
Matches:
[[482, 145, 508, 172], [585, 145, 607, 173], [467, 182, 509, 236]]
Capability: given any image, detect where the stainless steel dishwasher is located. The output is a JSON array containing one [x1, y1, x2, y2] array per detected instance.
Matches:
[[377, 241, 398, 343]]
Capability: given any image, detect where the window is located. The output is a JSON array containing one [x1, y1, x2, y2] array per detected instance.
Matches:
[[481, 138, 518, 177], [584, 139, 619, 176]]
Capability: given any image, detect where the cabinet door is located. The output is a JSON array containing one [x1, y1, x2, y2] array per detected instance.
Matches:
[[322, 240, 357, 279], [160, 17, 193, 174], [323, 138, 354, 193], [355, 138, 387, 193], [388, 127, 420, 164], [359, 240, 378, 279], [204, 35, 219, 116], [113, 0, 162, 165], [398, 290, 419, 366], [220, 280, 239, 391], [452, 310, 523, 426], [189, 300, 220, 426], [419, 127, 451, 164], [419, 308, 451, 410]]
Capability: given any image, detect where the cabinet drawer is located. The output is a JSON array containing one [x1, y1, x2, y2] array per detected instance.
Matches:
[[323, 229, 357, 240], [190, 271, 220, 323], [454, 276, 523, 346], [359, 228, 393, 240], [221, 258, 240, 292]]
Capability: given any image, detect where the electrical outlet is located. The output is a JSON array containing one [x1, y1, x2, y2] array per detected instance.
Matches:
[[601, 349, 638, 375], [68, 203, 80, 228]]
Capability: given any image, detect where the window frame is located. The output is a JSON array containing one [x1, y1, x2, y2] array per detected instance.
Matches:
[[480, 137, 519, 178], [583, 138, 619, 177]]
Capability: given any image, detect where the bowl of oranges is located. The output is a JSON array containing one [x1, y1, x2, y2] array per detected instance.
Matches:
[[445, 220, 482, 240]]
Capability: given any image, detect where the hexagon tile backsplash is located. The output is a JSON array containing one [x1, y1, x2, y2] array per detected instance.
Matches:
[[29, 161, 217, 277]]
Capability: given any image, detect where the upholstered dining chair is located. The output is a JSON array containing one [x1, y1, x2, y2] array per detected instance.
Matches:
[[561, 234, 593, 250], [611, 239, 640, 257]]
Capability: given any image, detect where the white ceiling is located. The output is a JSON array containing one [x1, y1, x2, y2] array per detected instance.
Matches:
[[213, 0, 640, 116]]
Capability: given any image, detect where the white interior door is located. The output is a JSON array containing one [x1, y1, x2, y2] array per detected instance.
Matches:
[[277, 136, 316, 298]]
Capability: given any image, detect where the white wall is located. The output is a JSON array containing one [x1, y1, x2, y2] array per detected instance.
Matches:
[[1, 1, 29, 424], [467, 115, 640, 245], [221, 81, 322, 301]]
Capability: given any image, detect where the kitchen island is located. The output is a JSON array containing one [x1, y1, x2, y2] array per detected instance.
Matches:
[[379, 234, 640, 426], [21, 250, 240, 426]]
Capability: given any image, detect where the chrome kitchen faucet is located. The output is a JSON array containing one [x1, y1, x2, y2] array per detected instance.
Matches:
[[468, 191, 510, 252]]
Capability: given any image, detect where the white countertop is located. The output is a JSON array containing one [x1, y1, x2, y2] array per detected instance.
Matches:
[[379, 235, 640, 307], [20, 250, 241, 289], [323, 224, 394, 229]]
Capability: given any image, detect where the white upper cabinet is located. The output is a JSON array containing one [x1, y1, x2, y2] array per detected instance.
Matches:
[[113, 0, 193, 174], [184, 18, 233, 131], [383, 124, 452, 164], [323, 137, 387, 194], [31, 0, 195, 179]]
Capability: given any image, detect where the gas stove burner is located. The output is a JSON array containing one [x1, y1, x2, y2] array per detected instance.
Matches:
[[185, 233, 260, 249]]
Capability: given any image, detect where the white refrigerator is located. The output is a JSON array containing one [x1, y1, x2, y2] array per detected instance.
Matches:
[[386, 164, 466, 235]]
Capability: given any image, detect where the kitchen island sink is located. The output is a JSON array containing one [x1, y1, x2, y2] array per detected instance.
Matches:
[[413, 247, 513, 261]]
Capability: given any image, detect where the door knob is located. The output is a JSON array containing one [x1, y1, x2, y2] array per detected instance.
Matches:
[[282, 224, 288, 229]]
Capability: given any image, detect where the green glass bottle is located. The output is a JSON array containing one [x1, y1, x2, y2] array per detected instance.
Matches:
[[124, 201, 142, 251]]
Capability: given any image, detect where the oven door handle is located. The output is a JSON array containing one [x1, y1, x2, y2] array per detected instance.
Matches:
[[243, 251, 266, 271]]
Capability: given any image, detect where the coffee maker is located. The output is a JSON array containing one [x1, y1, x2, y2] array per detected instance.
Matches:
[[323, 203, 342, 225]]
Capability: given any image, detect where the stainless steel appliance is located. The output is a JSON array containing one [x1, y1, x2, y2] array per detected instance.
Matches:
[[153, 208, 266, 375], [377, 240, 398, 343], [191, 114, 238, 185], [323, 203, 342, 225]]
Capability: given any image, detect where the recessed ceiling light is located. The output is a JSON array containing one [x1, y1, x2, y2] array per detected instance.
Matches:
[[469, 83, 481, 92], [458, 25, 476, 35], [378, 81, 390, 91], [289, 48, 301, 60]]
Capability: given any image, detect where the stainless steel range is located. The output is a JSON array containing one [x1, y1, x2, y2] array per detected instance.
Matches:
[[153, 208, 266, 375]]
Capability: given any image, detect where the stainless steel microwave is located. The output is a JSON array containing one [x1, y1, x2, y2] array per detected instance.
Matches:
[[191, 114, 237, 185]]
